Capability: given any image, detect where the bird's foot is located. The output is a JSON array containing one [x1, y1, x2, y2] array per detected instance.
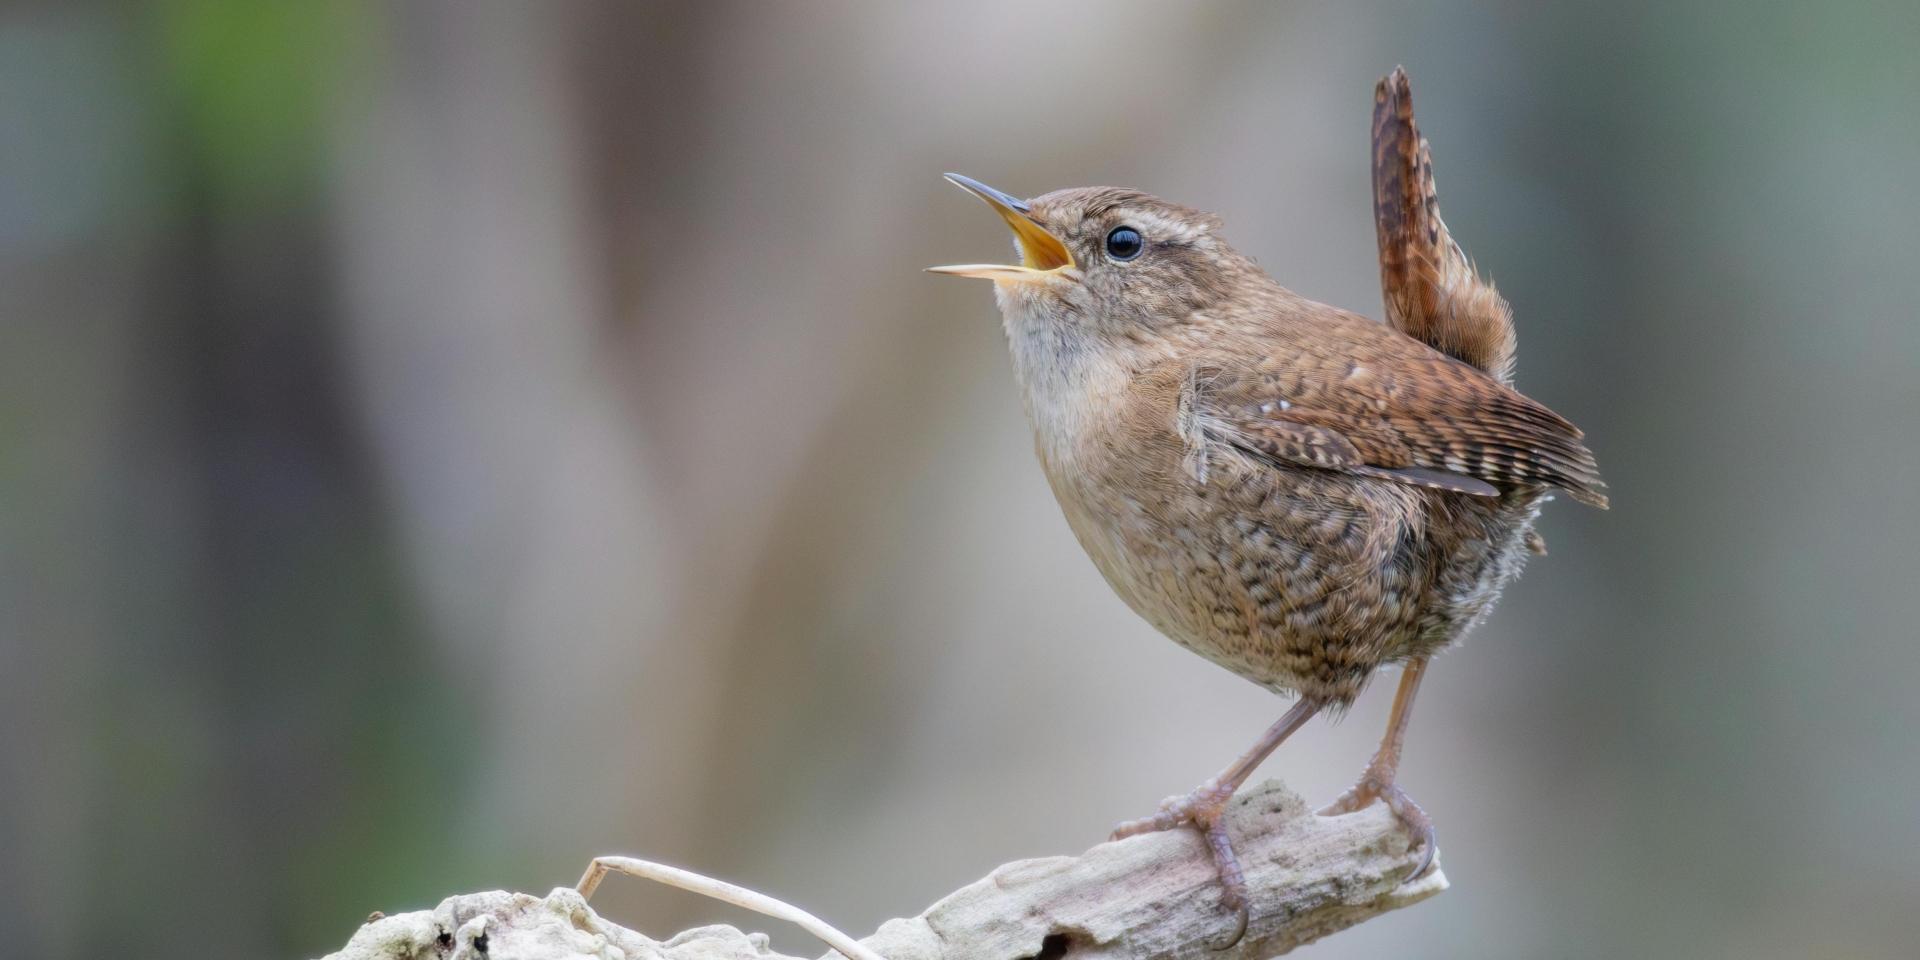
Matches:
[[1111, 779, 1250, 950], [1109, 777, 1238, 840], [1318, 763, 1436, 883]]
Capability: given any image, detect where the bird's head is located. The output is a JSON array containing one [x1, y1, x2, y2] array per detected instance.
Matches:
[[928, 175, 1246, 344]]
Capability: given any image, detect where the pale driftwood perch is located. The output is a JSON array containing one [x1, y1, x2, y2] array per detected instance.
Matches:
[[319, 779, 1444, 960]]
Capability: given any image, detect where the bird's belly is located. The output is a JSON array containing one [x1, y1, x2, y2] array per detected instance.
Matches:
[[1055, 463, 1444, 703]]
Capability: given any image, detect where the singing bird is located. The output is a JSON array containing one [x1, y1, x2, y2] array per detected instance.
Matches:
[[928, 68, 1604, 944]]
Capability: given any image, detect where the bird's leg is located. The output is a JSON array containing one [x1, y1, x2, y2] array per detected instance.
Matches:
[[1318, 657, 1436, 882], [1111, 696, 1324, 948]]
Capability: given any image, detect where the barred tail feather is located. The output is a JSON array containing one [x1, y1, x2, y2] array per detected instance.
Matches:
[[1373, 67, 1517, 386]]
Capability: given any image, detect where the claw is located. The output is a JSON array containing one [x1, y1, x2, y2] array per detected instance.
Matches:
[[1209, 901, 1248, 952], [1319, 776, 1436, 886], [1405, 820, 1437, 881], [1378, 786, 1436, 882], [1382, 783, 1443, 879]]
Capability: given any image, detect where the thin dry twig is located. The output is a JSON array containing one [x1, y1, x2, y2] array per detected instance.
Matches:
[[577, 856, 889, 960]]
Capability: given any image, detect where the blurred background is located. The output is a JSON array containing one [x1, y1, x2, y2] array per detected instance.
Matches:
[[3, 1, 1917, 958]]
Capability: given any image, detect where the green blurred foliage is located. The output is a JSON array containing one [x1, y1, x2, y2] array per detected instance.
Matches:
[[155, 0, 371, 213]]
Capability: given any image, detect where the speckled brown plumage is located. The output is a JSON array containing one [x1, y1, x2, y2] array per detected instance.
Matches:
[[980, 193, 1602, 708], [928, 69, 1604, 945]]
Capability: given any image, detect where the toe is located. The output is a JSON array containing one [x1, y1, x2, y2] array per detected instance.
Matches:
[[1317, 777, 1384, 817], [1315, 789, 1369, 817], [1113, 786, 1234, 840], [1202, 820, 1250, 951], [1376, 786, 1436, 882]]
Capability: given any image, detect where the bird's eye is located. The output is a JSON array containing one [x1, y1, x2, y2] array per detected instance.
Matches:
[[1104, 226, 1144, 261]]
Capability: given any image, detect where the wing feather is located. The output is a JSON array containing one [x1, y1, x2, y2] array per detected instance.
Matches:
[[1182, 348, 1608, 507]]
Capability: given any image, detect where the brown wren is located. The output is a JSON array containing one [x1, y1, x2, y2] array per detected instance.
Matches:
[[928, 68, 1605, 946]]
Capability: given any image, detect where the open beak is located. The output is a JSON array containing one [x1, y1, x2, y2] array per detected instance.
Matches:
[[926, 174, 1076, 281]]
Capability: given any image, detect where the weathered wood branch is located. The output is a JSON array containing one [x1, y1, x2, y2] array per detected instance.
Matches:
[[319, 778, 1444, 960]]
